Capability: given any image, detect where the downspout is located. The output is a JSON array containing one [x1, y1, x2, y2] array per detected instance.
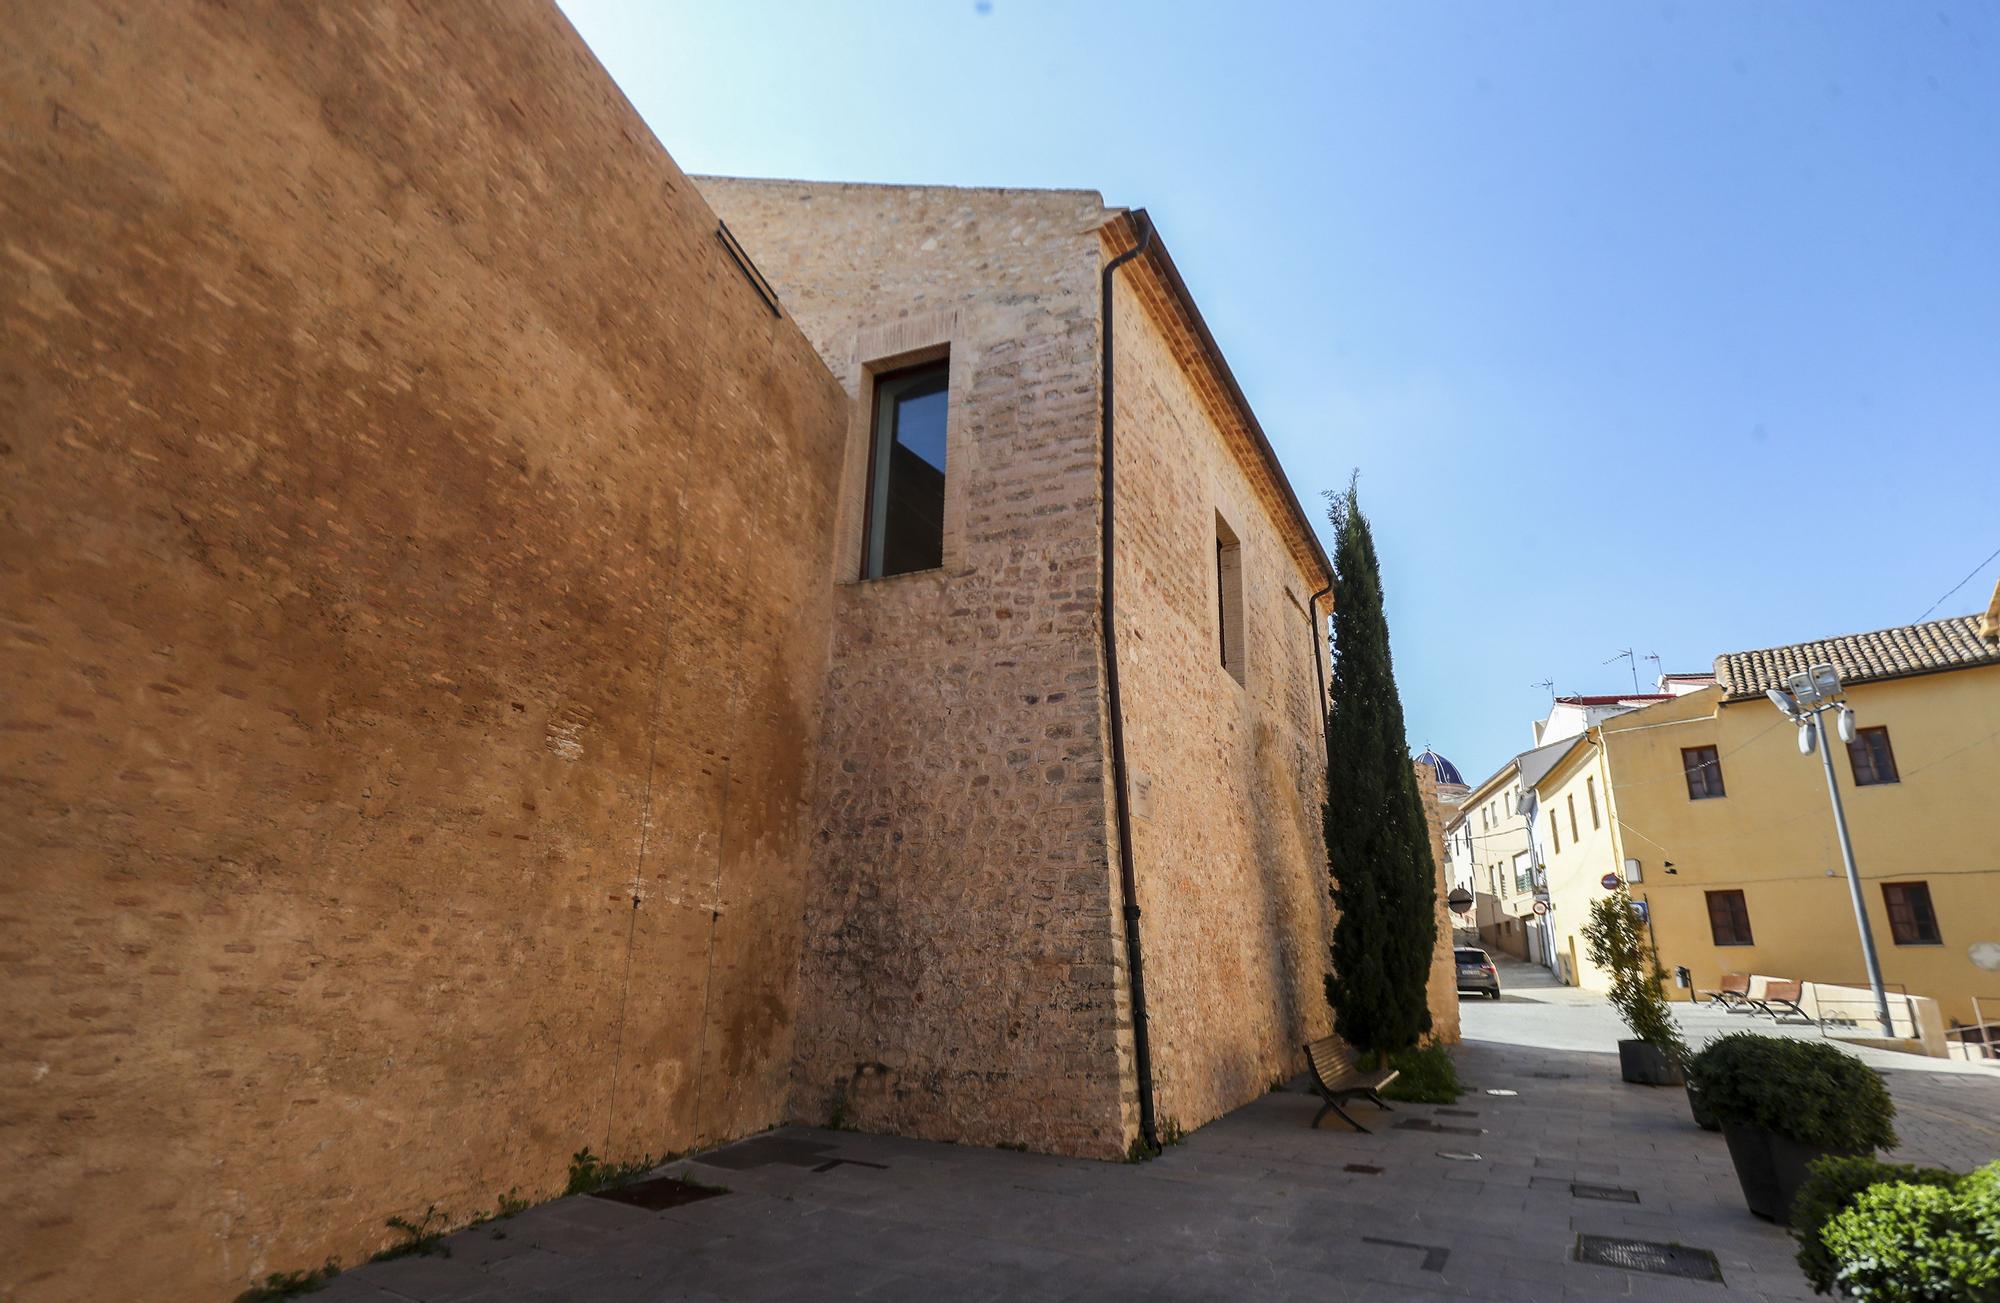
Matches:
[[1307, 584, 1333, 738], [1100, 211, 1158, 1153]]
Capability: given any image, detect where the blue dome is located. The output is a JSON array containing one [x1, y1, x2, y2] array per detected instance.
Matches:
[[1415, 748, 1465, 787]]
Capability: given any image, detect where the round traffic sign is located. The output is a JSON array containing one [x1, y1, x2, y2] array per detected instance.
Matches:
[[1532, 900, 1548, 916], [1600, 873, 1621, 890]]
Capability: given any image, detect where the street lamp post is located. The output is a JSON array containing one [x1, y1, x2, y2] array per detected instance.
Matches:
[[1765, 664, 1895, 1038]]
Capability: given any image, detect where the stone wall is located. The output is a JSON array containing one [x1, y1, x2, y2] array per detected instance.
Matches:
[[698, 179, 1134, 1157], [1414, 767, 1464, 1045], [1105, 245, 1339, 1131], [0, 6, 847, 1299]]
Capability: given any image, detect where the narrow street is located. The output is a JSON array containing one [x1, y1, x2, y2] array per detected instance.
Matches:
[[313, 963, 2000, 1302]]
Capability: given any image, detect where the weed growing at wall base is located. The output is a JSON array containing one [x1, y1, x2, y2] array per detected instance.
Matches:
[[373, 1205, 450, 1261], [233, 1260, 340, 1302], [1378, 1044, 1462, 1104]]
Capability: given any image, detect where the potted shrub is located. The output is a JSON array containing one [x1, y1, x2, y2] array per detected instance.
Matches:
[[1688, 1032, 1897, 1223], [1580, 887, 1688, 1087], [1815, 1159, 1999, 1300], [1789, 1155, 1961, 1296]]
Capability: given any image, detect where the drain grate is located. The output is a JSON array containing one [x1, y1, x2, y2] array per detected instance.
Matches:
[[591, 1176, 727, 1211], [1436, 1109, 1479, 1118], [1393, 1118, 1483, 1136], [1484, 1088, 1519, 1097], [1343, 1163, 1383, 1175], [1436, 1150, 1482, 1162], [1529, 1071, 1572, 1080], [1575, 1235, 1723, 1283]]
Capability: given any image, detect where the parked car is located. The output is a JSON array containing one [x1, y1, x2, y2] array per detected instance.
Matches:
[[1455, 947, 1500, 999]]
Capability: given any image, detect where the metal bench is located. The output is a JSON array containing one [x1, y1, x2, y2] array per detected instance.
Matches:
[[1697, 972, 1754, 1010], [1303, 1035, 1399, 1133], [1750, 979, 1813, 1024]]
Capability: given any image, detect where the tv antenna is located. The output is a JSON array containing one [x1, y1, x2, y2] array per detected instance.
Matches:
[[1644, 652, 1663, 689], [1605, 648, 1639, 695], [1532, 678, 1555, 700]]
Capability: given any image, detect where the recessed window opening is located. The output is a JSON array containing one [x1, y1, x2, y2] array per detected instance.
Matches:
[[1215, 512, 1245, 686], [862, 360, 949, 580]]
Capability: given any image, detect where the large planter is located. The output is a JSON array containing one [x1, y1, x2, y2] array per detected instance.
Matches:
[[1618, 1039, 1685, 1086], [1686, 1082, 1721, 1132], [1721, 1124, 1869, 1223]]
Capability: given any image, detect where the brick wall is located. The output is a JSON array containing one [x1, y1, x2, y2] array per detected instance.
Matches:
[[1105, 252, 1340, 1131], [0, 5, 846, 1298], [698, 180, 1134, 1157]]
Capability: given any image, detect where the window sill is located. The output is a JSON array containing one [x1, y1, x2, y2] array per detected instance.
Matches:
[[841, 565, 947, 588], [1889, 939, 1943, 947]]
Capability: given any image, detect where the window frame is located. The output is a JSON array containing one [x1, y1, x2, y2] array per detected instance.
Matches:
[[1587, 776, 1600, 829], [1705, 889, 1755, 946], [1846, 726, 1900, 787], [1214, 511, 1245, 686], [859, 359, 951, 581], [1681, 745, 1726, 800], [1881, 881, 1941, 946]]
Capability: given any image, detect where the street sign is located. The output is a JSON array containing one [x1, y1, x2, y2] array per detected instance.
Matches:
[[1600, 873, 1621, 890], [1531, 900, 1548, 916], [1446, 887, 1475, 915]]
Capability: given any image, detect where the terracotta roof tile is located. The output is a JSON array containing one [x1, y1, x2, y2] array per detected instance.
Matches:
[[1713, 614, 1999, 700]]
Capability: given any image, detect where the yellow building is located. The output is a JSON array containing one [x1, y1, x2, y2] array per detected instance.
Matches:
[[1583, 614, 2000, 1031], [1525, 734, 1624, 993]]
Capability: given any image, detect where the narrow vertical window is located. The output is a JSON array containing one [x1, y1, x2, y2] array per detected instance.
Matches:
[[1847, 727, 1900, 787], [1881, 882, 1940, 945], [1587, 776, 1600, 829], [1215, 512, 1245, 685], [862, 360, 949, 579], [1682, 746, 1725, 799], [1705, 890, 1754, 946], [1567, 793, 1579, 840], [1550, 811, 1561, 855]]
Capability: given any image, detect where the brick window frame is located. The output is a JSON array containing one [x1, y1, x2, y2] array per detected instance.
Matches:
[[836, 311, 966, 585]]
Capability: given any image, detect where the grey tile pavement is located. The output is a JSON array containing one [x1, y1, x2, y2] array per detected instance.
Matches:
[[317, 954, 2000, 1301]]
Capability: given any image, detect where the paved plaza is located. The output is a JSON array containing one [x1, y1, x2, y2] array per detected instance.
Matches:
[[317, 956, 2000, 1302]]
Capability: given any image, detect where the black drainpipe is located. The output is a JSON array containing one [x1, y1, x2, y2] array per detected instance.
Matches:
[[1100, 211, 1158, 1154], [1308, 583, 1333, 736]]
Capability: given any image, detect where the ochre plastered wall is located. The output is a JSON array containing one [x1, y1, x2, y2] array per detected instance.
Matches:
[[1106, 264, 1339, 1130], [0, 5, 847, 1298], [698, 179, 1134, 1157]]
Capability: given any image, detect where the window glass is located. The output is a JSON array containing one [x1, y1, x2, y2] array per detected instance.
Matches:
[[1682, 746, 1725, 799], [863, 362, 949, 579], [1882, 882, 1940, 945], [1706, 889, 1753, 945], [1847, 727, 1899, 787]]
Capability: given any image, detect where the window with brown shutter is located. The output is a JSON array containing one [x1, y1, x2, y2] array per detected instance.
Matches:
[[1847, 727, 1900, 787], [1705, 889, 1754, 946], [1881, 882, 1940, 945], [1682, 746, 1725, 799], [1587, 776, 1600, 828], [1567, 793, 1579, 841]]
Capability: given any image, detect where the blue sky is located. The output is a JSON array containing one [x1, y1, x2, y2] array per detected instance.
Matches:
[[559, 0, 2000, 785]]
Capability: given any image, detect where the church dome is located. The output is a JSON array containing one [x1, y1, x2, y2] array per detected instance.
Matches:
[[1414, 748, 1465, 787]]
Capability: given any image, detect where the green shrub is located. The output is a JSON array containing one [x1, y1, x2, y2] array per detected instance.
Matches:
[[1790, 1156, 1960, 1294], [1686, 1033, 1895, 1150], [1580, 887, 1688, 1067], [1379, 1043, 1462, 1104], [1819, 1160, 2000, 1301]]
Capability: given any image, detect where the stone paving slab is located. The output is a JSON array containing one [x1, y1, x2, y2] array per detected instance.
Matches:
[[320, 955, 1998, 1301]]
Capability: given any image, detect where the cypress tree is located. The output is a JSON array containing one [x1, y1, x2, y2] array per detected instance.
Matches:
[[1322, 479, 1437, 1060]]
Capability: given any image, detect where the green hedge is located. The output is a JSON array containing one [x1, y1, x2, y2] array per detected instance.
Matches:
[[1817, 1160, 2000, 1300], [1685, 1033, 1895, 1150], [1378, 1043, 1461, 1104], [1790, 1156, 1960, 1295]]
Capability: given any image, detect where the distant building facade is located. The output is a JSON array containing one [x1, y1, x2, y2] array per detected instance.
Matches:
[[1593, 615, 2000, 1030]]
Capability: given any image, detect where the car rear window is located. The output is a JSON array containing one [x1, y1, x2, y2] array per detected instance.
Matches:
[[1455, 950, 1487, 964]]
